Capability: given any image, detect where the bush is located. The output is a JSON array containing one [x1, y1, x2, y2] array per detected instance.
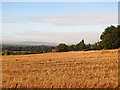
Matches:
[[56, 43, 68, 52], [2, 50, 11, 55]]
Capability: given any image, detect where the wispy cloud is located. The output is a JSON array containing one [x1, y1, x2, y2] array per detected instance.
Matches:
[[2, 17, 22, 23], [3, 13, 117, 25], [29, 14, 117, 25]]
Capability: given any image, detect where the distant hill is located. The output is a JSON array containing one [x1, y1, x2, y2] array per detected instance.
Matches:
[[2, 41, 57, 47]]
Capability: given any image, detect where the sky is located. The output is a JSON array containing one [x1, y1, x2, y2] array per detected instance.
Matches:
[[2, 2, 118, 45]]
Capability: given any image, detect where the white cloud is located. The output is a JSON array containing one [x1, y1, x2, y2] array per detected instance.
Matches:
[[29, 14, 117, 25], [3, 13, 117, 25], [2, 17, 22, 23]]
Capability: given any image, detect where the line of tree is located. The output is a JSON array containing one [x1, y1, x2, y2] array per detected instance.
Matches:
[[2, 45, 55, 55], [2, 25, 120, 55], [56, 25, 120, 52]]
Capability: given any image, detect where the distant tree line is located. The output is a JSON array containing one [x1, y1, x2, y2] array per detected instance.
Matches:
[[2, 25, 120, 55], [55, 39, 101, 52], [2, 45, 55, 55], [56, 25, 120, 52]]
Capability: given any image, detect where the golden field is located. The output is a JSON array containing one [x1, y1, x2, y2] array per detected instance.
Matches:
[[2, 49, 119, 88]]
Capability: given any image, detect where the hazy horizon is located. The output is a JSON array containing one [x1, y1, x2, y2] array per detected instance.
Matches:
[[2, 2, 118, 45]]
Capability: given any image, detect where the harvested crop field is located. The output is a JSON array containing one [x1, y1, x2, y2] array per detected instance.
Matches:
[[2, 49, 119, 88]]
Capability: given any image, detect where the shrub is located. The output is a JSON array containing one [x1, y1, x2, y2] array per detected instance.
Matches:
[[2, 50, 11, 55], [56, 43, 68, 52]]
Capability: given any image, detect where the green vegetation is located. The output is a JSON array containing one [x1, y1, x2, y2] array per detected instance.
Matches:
[[100, 25, 120, 49], [56, 43, 68, 52], [2, 50, 11, 55], [2, 45, 55, 55], [75, 39, 86, 51], [56, 25, 120, 52], [2, 25, 120, 55]]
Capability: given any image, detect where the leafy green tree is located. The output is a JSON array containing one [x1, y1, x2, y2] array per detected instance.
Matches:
[[75, 39, 86, 51], [85, 43, 91, 50], [116, 25, 120, 48], [56, 43, 68, 52], [68, 45, 75, 51], [90, 42, 102, 50], [90, 43, 97, 50], [96, 41, 103, 50], [41, 45, 48, 53], [100, 25, 120, 49]]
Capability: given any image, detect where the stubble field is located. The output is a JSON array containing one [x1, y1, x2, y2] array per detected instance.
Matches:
[[2, 49, 119, 88]]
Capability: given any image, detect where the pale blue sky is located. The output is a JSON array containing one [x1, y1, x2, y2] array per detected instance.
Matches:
[[2, 2, 118, 45]]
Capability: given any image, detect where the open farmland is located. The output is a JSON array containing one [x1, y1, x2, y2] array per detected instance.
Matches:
[[2, 49, 119, 88]]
